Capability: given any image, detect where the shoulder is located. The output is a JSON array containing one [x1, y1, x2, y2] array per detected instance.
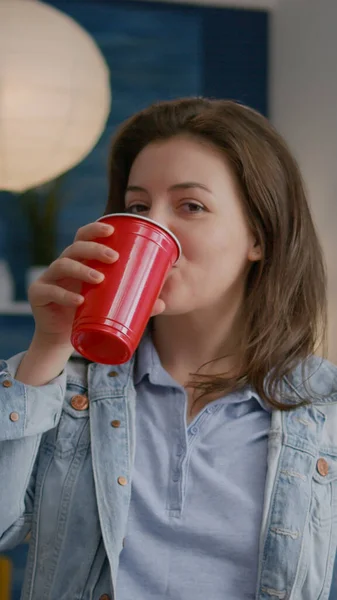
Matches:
[[284, 355, 337, 404], [65, 353, 135, 388]]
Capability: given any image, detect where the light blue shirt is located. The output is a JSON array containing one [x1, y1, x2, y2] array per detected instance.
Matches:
[[2, 351, 337, 598], [116, 332, 271, 599]]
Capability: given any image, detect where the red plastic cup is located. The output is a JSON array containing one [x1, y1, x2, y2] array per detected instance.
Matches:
[[71, 213, 181, 364]]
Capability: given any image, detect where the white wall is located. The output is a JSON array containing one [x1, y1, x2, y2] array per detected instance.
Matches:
[[270, 0, 337, 362]]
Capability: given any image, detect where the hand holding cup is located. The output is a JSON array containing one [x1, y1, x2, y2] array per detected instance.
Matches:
[[28, 220, 168, 352]]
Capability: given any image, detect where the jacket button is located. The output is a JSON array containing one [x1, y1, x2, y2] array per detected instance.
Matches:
[[108, 370, 118, 377], [2, 380, 12, 388], [111, 420, 121, 428], [99, 595, 111, 600], [9, 412, 19, 422], [317, 458, 329, 477], [70, 394, 89, 411], [117, 476, 128, 486]]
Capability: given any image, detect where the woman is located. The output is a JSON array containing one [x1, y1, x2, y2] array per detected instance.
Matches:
[[1, 97, 336, 600]]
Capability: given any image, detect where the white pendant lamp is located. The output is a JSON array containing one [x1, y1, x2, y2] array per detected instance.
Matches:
[[0, 0, 111, 193]]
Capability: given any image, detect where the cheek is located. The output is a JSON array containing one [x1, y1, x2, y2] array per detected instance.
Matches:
[[188, 239, 251, 280], [181, 233, 228, 265], [176, 223, 252, 270], [177, 230, 216, 263], [175, 233, 202, 262]]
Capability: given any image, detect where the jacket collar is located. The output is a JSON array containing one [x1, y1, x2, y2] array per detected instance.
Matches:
[[282, 355, 337, 405]]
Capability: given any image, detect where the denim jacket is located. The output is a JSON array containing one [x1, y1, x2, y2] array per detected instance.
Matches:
[[1, 352, 337, 600]]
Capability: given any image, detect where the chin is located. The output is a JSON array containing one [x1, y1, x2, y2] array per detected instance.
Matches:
[[158, 295, 192, 316], [158, 277, 190, 313]]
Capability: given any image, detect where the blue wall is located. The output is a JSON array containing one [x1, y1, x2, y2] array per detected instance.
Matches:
[[0, 0, 268, 302]]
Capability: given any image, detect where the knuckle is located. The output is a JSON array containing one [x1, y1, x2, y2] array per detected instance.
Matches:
[[57, 257, 69, 269], [77, 222, 96, 239], [85, 241, 97, 252], [84, 264, 95, 277], [60, 244, 73, 257], [75, 225, 86, 239], [71, 240, 83, 251], [48, 259, 58, 270], [63, 288, 71, 301], [27, 284, 37, 301], [99, 243, 110, 254]]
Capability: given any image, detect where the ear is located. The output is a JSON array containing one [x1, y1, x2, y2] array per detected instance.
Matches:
[[247, 239, 262, 262]]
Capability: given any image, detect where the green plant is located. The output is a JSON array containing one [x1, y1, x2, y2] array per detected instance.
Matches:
[[18, 176, 65, 266]]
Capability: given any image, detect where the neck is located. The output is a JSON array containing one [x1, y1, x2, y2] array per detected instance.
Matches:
[[152, 299, 244, 384]]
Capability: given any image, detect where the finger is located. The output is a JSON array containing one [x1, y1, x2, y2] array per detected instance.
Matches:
[[74, 221, 114, 242], [29, 282, 84, 308], [60, 240, 119, 263], [42, 257, 105, 285], [151, 298, 166, 317]]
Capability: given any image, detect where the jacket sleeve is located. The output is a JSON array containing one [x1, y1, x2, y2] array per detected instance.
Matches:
[[0, 353, 66, 550]]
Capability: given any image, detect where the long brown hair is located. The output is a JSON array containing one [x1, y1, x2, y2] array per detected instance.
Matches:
[[105, 97, 327, 410]]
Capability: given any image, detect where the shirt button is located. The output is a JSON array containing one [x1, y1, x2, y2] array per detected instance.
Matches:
[[317, 458, 329, 477], [111, 420, 121, 428], [2, 380, 12, 388], [9, 412, 19, 422], [108, 370, 118, 377], [191, 426, 198, 435], [117, 476, 128, 486], [172, 471, 180, 482], [70, 394, 89, 411]]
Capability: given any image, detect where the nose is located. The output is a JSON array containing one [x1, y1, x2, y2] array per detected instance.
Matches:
[[147, 206, 170, 230], [147, 206, 181, 257]]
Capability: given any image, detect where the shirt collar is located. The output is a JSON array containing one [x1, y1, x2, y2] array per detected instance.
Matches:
[[134, 330, 271, 412], [134, 329, 156, 385], [134, 328, 178, 388]]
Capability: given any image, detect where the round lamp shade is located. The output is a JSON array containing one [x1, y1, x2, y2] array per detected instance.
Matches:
[[0, 0, 111, 193]]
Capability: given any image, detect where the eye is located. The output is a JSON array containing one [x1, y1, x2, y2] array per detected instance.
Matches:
[[181, 202, 206, 213], [125, 203, 149, 214]]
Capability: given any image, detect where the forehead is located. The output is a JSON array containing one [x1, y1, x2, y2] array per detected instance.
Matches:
[[128, 135, 233, 185]]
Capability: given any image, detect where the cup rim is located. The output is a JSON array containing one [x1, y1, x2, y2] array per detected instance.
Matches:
[[97, 213, 181, 262]]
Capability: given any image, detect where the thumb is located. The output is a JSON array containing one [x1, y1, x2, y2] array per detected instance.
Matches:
[[151, 298, 166, 317]]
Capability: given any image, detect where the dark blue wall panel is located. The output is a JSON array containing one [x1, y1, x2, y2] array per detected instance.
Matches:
[[202, 6, 268, 114]]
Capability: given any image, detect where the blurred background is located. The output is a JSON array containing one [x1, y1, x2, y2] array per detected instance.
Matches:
[[0, 0, 335, 597]]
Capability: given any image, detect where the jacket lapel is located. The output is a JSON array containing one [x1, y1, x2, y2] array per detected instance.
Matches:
[[256, 404, 325, 599], [88, 358, 136, 588]]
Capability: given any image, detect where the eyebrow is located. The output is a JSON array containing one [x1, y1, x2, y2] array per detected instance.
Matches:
[[125, 182, 212, 194]]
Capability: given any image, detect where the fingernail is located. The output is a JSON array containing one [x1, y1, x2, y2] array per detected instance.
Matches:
[[101, 224, 114, 233], [91, 270, 104, 281], [104, 248, 117, 258]]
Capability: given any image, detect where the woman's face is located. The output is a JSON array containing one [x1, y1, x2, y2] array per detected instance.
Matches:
[[125, 135, 261, 316]]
